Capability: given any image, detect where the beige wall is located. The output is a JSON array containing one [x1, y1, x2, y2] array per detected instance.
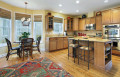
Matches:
[[0, 1, 69, 55]]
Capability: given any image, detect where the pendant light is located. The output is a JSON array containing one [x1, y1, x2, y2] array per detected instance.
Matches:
[[21, 2, 31, 26]]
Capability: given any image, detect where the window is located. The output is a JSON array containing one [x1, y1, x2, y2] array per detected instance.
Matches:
[[34, 15, 43, 42], [53, 17, 63, 34], [0, 18, 11, 44], [0, 8, 11, 46], [15, 13, 31, 41]]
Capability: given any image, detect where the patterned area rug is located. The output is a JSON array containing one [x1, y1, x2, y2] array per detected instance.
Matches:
[[0, 57, 72, 77]]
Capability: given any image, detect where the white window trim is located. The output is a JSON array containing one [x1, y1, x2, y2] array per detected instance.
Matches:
[[53, 16, 64, 34], [0, 7, 12, 47], [33, 14, 43, 44], [14, 12, 32, 42]]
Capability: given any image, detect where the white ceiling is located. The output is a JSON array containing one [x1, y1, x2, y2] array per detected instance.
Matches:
[[1, 0, 120, 15]]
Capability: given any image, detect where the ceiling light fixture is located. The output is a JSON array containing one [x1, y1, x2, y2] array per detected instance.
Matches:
[[60, 11, 63, 13], [104, 0, 108, 3], [76, 10, 79, 12], [59, 4, 63, 7], [21, 2, 31, 26], [76, 0, 80, 4]]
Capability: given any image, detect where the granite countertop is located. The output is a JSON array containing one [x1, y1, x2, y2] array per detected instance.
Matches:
[[69, 37, 112, 43]]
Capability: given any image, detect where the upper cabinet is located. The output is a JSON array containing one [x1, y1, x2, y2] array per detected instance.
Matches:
[[111, 8, 120, 24], [96, 15, 102, 31], [102, 8, 120, 24], [46, 15, 54, 30], [102, 10, 111, 25], [66, 18, 73, 31], [79, 18, 86, 31], [85, 17, 95, 24], [73, 18, 79, 31]]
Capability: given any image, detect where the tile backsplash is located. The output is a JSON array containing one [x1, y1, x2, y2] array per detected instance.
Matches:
[[76, 31, 102, 36]]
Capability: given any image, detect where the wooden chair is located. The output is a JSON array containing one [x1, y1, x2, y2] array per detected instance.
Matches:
[[78, 39, 94, 70], [5, 38, 21, 60], [68, 38, 78, 63], [33, 37, 41, 54], [21, 38, 33, 60]]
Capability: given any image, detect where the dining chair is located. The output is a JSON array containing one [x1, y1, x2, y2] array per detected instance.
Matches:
[[21, 38, 33, 60], [33, 37, 41, 54], [5, 38, 21, 60]]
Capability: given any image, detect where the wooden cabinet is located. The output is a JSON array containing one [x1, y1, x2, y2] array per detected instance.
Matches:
[[45, 15, 54, 30], [63, 37, 68, 48], [66, 18, 73, 31], [102, 10, 111, 25], [86, 17, 95, 24], [73, 18, 79, 31], [96, 15, 102, 31], [46, 37, 68, 51], [57, 38, 64, 49], [49, 38, 57, 51], [90, 17, 95, 24], [111, 8, 120, 24], [79, 19, 86, 31], [85, 18, 90, 24]]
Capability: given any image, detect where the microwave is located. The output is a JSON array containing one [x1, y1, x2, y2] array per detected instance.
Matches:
[[86, 24, 96, 30]]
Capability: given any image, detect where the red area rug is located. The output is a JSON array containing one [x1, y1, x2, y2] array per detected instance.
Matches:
[[0, 57, 72, 77]]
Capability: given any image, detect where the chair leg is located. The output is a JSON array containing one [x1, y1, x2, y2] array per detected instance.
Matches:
[[68, 46, 69, 60], [78, 48, 79, 64], [31, 49, 33, 59], [37, 47, 41, 54], [84, 50, 85, 61], [6, 53, 10, 60], [73, 48, 75, 63], [23, 50, 24, 61], [88, 50, 90, 70]]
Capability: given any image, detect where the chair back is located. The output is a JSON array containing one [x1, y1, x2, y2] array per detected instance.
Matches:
[[21, 38, 33, 50], [5, 38, 12, 51], [36, 37, 41, 46], [68, 38, 76, 46], [78, 39, 89, 48]]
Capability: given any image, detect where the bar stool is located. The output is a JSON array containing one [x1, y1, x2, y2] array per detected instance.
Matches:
[[78, 39, 94, 70], [68, 38, 78, 63]]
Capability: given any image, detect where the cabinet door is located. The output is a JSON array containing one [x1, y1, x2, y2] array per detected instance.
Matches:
[[64, 19, 67, 31], [63, 38, 68, 48], [86, 18, 90, 24], [57, 38, 64, 49], [102, 10, 111, 25], [111, 9, 120, 24], [96, 15, 102, 31], [49, 38, 57, 51], [90, 17, 95, 24], [73, 18, 79, 31], [79, 19, 86, 31]]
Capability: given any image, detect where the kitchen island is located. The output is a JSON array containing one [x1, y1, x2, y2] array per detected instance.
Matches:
[[69, 37, 113, 70]]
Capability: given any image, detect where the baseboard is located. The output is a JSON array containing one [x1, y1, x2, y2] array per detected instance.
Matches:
[[0, 53, 7, 58]]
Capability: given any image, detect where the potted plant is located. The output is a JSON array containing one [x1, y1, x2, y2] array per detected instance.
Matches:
[[21, 32, 30, 39]]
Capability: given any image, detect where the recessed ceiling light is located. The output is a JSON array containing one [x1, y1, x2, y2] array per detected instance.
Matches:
[[60, 11, 63, 13], [59, 4, 62, 7], [76, 10, 79, 12], [76, 0, 80, 4], [104, 0, 108, 3]]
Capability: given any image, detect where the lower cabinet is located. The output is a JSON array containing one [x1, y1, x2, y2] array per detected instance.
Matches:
[[46, 37, 68, 51], [49, 38, 57, 51]]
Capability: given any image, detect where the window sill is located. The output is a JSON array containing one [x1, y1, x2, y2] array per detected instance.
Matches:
[[0, 43, 7, 48]]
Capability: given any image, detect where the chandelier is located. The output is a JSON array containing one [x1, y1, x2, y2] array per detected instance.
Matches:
[[21, 2, 31, 26]]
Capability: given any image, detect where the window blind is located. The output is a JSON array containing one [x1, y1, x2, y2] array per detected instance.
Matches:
[[54, 17, 63, 23], [15, 13, 31, 20], [34, 15, 42, 22], [0, 8, 11, 19]]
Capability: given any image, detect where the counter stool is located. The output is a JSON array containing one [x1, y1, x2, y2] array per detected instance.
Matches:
[[78, 39, 94, 70], [68, 38, 78, 63]]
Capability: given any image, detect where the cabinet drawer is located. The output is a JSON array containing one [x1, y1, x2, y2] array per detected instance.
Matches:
[[50, 38, 57, 41], [64, 37, 68, 40]]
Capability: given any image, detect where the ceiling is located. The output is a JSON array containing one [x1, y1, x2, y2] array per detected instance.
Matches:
[[1, 0, 120, 15]]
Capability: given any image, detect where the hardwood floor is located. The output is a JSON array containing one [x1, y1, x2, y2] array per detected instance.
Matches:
[[0, 49, 120, 77]]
